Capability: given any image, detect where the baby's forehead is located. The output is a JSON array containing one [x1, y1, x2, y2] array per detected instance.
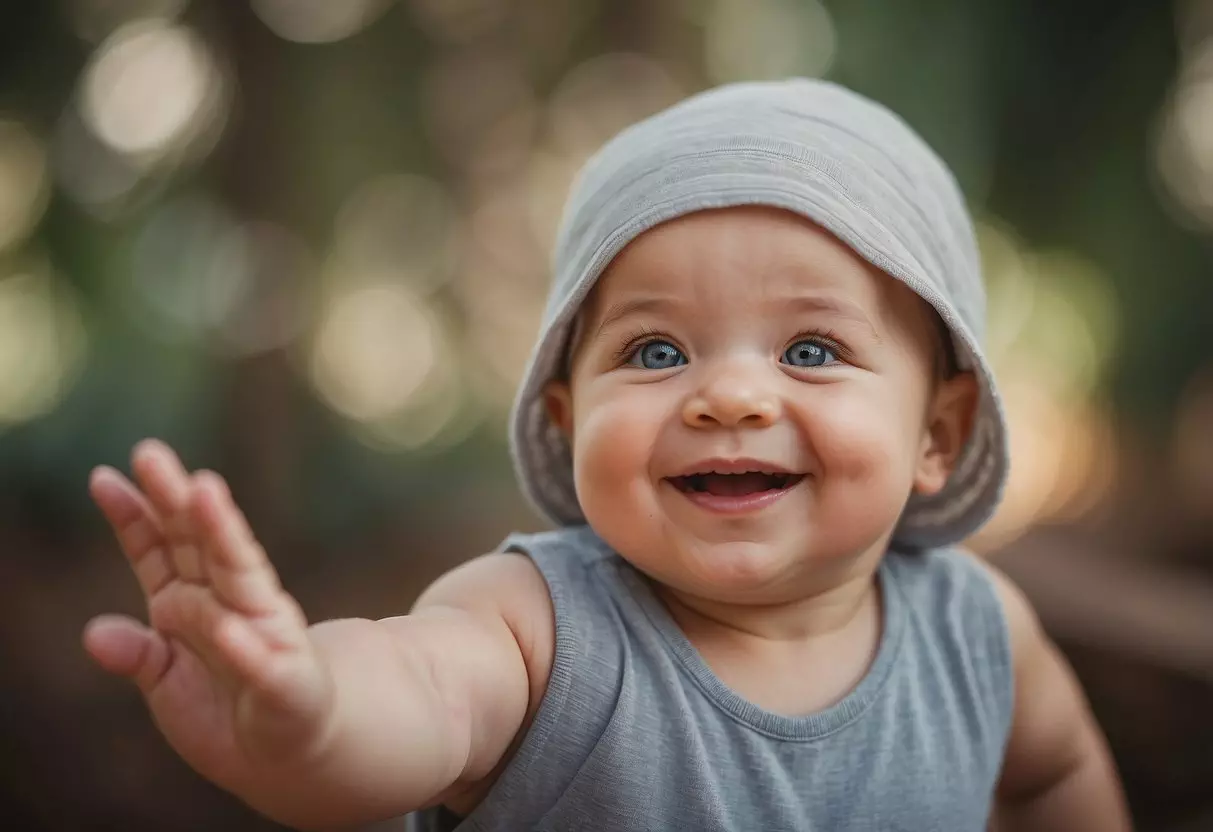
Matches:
[[582, 207, 936, 336]]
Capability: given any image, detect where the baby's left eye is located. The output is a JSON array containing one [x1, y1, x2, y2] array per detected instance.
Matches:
[[782, 340, 836, 368]]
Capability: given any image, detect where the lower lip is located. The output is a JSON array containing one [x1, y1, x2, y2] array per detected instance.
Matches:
[[663, 479, 800, 515]]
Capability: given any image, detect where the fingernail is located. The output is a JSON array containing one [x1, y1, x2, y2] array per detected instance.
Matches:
[[135, 437, 164, 456], [194, 470, 220, 493]]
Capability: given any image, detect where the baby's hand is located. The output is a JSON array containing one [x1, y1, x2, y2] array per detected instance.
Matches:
[[83, 440, 334, 789]]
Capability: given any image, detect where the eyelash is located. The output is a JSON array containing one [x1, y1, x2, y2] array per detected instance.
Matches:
[[612, 326, 671, 364], [611, 327, 850, 364], [785, 328, 850, 363]]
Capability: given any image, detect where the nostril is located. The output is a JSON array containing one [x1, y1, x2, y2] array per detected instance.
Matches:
[[682, 390, 780, 428]]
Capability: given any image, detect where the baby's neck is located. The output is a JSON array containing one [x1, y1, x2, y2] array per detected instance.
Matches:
[[653, 559, 884, 716], [655, 557, 880, 647]]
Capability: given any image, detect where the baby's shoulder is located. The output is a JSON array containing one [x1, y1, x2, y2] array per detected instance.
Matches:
[[413, 525, 619, 683], [417, 525, 607, 612], [413, 546, 557, 705], [414, 546, 551, 619]]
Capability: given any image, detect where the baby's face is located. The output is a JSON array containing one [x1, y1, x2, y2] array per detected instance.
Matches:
[[545, 206, 976, 603]]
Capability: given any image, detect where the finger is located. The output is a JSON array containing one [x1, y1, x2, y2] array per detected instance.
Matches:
[[192, 472, 289, 619], [83, 614, 173, 694], [181, 469, 230, 581], [217, 615, 328, 718], [89, 466, 175, 597], [193, 469, 229, 500], [159, 584, 308, 701], [131, 440, 206, 583], [191, 471, 260, 571]]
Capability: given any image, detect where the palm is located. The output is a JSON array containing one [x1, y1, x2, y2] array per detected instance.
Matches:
[[143, 625, 246, 782], [84, 441, 333, 787]]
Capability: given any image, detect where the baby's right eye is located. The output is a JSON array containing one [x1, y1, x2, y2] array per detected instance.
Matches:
[[628, 340, 686, 370]]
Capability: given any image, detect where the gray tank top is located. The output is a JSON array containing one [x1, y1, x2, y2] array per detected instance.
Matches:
[[408, 525, 1013, 831]]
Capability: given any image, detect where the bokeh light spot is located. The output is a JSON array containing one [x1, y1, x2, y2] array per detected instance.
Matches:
[[310, 284, 440, 423], [970, 217, 1121, 549], [703, 0, 836, 84], [251, 0, 394, 44], [972, 384, 1117, 552], [0, 120, 50, 254], [331, 173, 461, 295], [1154, 40, 1213, 228], [80, 20, 225, 164], [548, 53, 683, 161], [131, 194, 246, 339], [0, 260, 88, 425], [131, 196, 311, 355]]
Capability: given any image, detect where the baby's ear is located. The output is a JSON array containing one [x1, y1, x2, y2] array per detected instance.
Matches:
[[913, 372, 979, 496], [543, 380, 575, 440]]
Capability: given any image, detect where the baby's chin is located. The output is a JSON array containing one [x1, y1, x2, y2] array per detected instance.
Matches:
[[585, 497, 874, 599], [625, 536, 827, 603]]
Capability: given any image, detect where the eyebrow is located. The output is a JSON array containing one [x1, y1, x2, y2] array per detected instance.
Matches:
[[592, 297, 682, 340], [590, 293, 882, 342], [781, 295, 882, 342]]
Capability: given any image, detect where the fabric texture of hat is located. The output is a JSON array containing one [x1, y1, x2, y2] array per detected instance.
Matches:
[[508, 78, 1009, 549]]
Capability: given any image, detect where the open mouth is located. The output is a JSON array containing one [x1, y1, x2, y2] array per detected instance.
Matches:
[[666, 470, 806, 497]]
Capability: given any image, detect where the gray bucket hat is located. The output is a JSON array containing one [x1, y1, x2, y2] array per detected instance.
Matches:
[[508, 78, 1009, 549]]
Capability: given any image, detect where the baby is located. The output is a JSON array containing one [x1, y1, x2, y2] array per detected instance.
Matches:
[[83, 80, 1130, 830]]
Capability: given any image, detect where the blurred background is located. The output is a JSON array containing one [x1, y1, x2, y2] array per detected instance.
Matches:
[[2, 0, 1213, 829]]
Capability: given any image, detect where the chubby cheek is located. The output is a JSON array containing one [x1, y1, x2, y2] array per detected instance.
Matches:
[[570, 385, 668, 531], [799, 388, 922, 531]]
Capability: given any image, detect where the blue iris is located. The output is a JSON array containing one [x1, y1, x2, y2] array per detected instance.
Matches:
[[632, 341, 686, 369], [782, 340, 835, 367]]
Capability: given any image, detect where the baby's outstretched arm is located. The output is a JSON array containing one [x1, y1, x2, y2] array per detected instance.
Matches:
[[82, 440, 549, 830], [988, 566, 1132, 832]]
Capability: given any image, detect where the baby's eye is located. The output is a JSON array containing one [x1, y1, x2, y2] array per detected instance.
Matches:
[[629, 340, 686, 370], [782, 339, 836, 368]]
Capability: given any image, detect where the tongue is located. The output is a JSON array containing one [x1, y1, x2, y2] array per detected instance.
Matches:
[[700, 472, 779, 496]]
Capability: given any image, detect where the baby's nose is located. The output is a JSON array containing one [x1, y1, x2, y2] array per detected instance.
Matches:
[[681, 367, 781, 429]]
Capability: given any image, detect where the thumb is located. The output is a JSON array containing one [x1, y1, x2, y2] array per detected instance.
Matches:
[[83, 614, 172, 693]]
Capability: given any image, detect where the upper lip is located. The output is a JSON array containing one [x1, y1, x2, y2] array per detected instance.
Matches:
[[667, 458, 798, 477]]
